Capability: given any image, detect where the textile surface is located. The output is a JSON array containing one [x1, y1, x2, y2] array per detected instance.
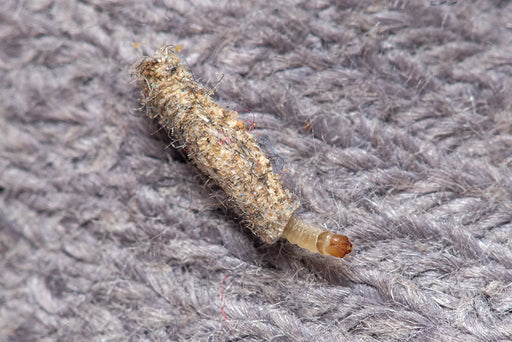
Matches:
[[1, 0, 512, 341]]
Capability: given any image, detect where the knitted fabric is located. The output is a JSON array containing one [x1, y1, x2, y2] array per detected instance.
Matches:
[[1, 1, 512, 341]]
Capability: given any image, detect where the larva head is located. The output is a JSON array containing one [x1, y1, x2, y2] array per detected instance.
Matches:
[[317, 231, 352, 258], [326, 234, 352, 258]]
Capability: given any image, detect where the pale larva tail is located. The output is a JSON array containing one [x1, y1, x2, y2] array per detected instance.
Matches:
[[282, 216, 352, 258]]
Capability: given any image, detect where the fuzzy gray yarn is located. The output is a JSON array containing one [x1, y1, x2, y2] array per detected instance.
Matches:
[[1, 0, 512, 341]]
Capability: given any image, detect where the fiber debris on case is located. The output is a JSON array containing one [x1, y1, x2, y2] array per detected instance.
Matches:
[[133, 45, 352, 258]]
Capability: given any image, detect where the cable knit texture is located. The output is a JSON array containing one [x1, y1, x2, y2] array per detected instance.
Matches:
[[1, 0, 512, 341]]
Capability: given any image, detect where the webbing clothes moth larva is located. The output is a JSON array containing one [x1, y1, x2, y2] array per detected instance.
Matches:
[[133, 46, 352, 258]]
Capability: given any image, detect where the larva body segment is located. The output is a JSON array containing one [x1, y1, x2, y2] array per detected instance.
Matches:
[[133, 46, 352, 257]]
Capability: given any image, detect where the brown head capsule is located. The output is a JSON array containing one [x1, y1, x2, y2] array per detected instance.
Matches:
[[132, 46, 352, 258]]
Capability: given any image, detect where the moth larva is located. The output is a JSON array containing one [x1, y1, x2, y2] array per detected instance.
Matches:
[[133, 46, 352, 258]]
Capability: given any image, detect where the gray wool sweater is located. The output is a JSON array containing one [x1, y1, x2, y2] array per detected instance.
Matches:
[[1, 1, 512, 341]]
